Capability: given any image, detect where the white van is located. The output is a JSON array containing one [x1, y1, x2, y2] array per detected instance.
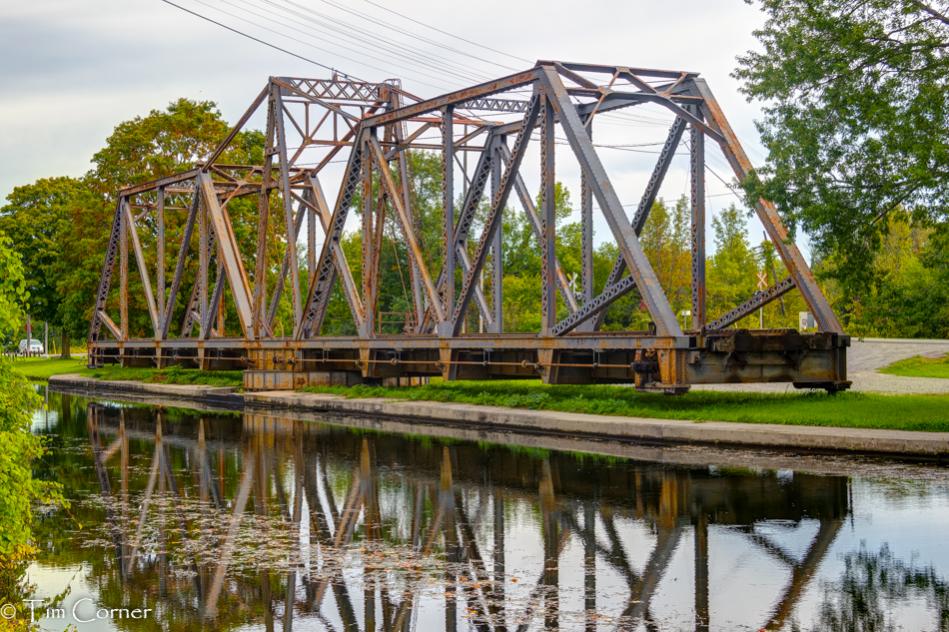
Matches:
[[18, 338, 44, 355]]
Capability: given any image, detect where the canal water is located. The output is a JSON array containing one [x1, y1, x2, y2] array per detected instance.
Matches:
[[26, 389, 949, 631]]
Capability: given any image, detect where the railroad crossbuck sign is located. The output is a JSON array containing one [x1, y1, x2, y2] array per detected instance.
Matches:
[[87, 61, 850, 393]]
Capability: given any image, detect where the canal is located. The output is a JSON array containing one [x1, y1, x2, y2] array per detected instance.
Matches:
[[27, 389, 949, 631]]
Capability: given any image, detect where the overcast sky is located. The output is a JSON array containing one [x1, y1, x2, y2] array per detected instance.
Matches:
[[0, 0, 778, 250]]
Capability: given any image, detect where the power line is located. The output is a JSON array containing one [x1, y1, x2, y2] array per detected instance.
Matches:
[[359, 0, 533, 65], [218, 0, 470, 90], [316, 0, 523, 73], [162, 0, 712, 178], [252, 0, 494, 85], [187, 0, 456, 91], [166, 0, 680, 133], [158, 0, 347, 77]]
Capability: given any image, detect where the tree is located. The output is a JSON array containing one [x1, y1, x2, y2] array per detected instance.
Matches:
[[735, 0, 949, 295], [0, 231, 27, 345], [707, 205, 759, 323], [0, 230, 57, 609], [91, 98, 242, 192], [6, 99, 270, 346], [639, 196, 691, 317], [843, 211, 949, 337], [0, 177, 96, 357]]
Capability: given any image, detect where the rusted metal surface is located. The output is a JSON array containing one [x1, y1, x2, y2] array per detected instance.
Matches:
[[88, 63, 849, 393]]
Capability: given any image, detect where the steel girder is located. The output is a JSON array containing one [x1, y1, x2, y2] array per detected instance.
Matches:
[[87, 63, 849, 392]]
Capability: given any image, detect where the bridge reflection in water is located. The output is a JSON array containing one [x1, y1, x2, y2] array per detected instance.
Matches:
[[81, 402, 850, 631]]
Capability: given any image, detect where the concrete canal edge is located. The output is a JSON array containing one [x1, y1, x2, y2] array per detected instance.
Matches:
[[48, 374, 949, 458], [48, 374, 243, 410]]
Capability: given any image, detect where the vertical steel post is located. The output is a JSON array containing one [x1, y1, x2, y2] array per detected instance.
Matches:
[[690, 109, 706, 332], [156, 186, 165, 332], [119, 196, 128, 341], [578, 123, 595, 333], [198, 190, 209, 334], [581, 127, 594, 304], [273, 85, 303, 326], [253, 95, 275, 337], [307, 203, 317, 282], [540, 95, 557, 335], [441, 106, 455, 334], [361, 131, 374, 337], [490, 137, 503, 333]]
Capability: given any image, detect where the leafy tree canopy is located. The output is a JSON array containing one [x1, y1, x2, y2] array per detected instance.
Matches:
[[735, 0, 948, 293], [91, 98, 258, 193], [0, 177, 94, 341], [0, 99, 266, 350], [0, 230, 27, 343]]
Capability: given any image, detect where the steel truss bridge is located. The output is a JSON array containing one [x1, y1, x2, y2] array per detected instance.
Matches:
[[87, 61, 850, 392]]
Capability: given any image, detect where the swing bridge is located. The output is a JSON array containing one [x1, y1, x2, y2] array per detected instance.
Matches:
[[86, 61, 850, 392]]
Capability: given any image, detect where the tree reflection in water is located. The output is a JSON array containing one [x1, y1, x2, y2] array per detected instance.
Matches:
[[30, 395, 949, 632], [802, 545, 949, 632]]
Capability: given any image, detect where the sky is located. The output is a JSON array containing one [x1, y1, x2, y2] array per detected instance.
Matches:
[[0, 0, 778, 252]]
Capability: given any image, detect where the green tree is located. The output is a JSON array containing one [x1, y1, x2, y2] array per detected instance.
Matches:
[[91, 98, 248, 192], [0, 177, 97, 356], [735, 0, 949, 295], [0, 232, 28, 345], [707, 205, 759, 324], [845, 211, 949, 337], [756, 237, 809, 329], [499, 181, 575, 331], [0, 230, 60, 616], [639, 196, 691, 317], [16, 99, 270, 344]]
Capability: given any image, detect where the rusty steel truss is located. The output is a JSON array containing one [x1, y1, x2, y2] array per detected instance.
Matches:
[[87, 61, 850, 392]]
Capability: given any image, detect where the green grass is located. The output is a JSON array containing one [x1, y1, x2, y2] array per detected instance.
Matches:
[[7, 356, 87, 380], [879, 354, 949, 379], [301, 380, 949, 432], [9, 356, 242, 387], [83, 365, 243, 387]]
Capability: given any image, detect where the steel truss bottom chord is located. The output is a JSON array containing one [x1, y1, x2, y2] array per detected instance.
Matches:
[[89, 330, 850, 394]]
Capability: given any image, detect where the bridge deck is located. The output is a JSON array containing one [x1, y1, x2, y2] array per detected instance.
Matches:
[[90, 329, 850, 393]]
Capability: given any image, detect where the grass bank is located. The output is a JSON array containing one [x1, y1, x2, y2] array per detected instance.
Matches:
[[302, 380, 949, 432], [16, 358, 949, 432], [880, 354, 949, 379], [7, 356, 86, 380], [84, 365, 243, 387], [11, 356, 242, 387]]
